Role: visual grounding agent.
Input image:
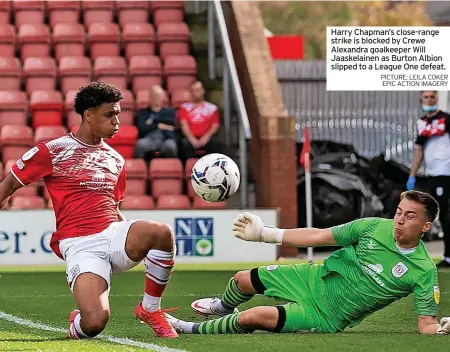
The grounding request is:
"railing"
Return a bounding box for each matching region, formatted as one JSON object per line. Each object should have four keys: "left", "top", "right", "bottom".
{"left": 208, "top": 0, "right": 252, "bottom": 208}
{"left": 274, "top": 60, "right": 423, "bottom": 168}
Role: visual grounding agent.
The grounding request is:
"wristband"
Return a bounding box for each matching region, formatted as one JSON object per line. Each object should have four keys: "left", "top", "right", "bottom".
{"left": 260, "top": 226, "right": 285, "bottom": 245}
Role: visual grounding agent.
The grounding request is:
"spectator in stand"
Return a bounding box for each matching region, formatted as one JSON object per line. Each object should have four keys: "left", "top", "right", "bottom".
{"left": 178, "top": 81, "right": 221, "bottom": 163}
{"left": 134, "top": 85, "right": 177, "bottom": 160}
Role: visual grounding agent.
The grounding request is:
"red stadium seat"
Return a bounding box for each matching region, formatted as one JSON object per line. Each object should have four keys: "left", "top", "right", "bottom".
{"left": 120, "top": 195, "right": 154, "bottom": 210}
{"left": 94, "top": 56, "right": 128, "bottom": 90}
{"left": 12, "top": 0, "right": 45, "bottom": 27}
{"left": 125, "top": 158, "right": 147, "bottom": 178}
{"left": 0, "top": 24, "right": 16, "bottom": 56}
{"left": 65, "top": 90, "right": 80, "bottom": 129}
{"left": 17, "top": 24, "right": 50, "bottom": 61}
{"left": 0, "top": 125, "right": 33, "bottom": 164}
{"left": 149, "top": 158, "right": 183, "bottom": 179}
{"left": 171, "top": 89, "right": 191, "bottom": 109}
{"left": 122, "top": 23, "right": 155, "bottom": 60}
{"left": 192, "top": 197, "right": 227, "bottom": 209}
{"left": 81, "top": 0, "right": 115, "bottom": 28}
{"left": 30, "top": 90, "right": 63, "bottom": 129}
{"left": 124, "top": 158, "right": 147, "bottom": 195}
{"left": 23, "top": 57, "right": 57, "bottom": 95}
{"left": 0, "top": 91, "right": 27, "bottom": 127}
{"left": 87, "top": 23, "right": 120, "bottom": 61}
{"left": 10, "top": 195, "right": 45, "bottom": 209}
{"left": 59, "top": 57, "right": 92, "bottom": 95}
{"left": 46, "top": 1, "right": 80, "bottom": 29}
{"left": 120, "top": 90, "right": 135, "bottom": 125}
{"left": 136, "top": 89, "right": 169, "bottom": 110}
{"left": 129, "top": 55, "right": 162, "bottom": 95}
{"left": 150, "top": 1, "right": 184, "bottom": 28}
{"left": 157, "top": 194, "right": 190, "bottom": 209}
{"left": 105, "top": 125, "right": 138, "bottom": 159}
{"left": 0, "top": 1, "right": 10, "bottom": 24}
{"left": 157, "top": 22, "right": 190, "bottom": 61}
{"left": 34, "top": 125, "right": 67, "bottom": 144}
{"left": 117, "top": 1, "right": 149, "bottom": 27}
{"left": 164, "top": 55, "right": 197, "bottom": 93}
{"left": 149, "top": 158, "right": 183, "bottom": 198}
{"left": 185, "top": 158, "right": 199, "bottom": 198}
{"left": 0, "top": 57, "right": 21, "bottom": 90}
{"left": 52, "top": 23, "right": 86, "bottom": 63}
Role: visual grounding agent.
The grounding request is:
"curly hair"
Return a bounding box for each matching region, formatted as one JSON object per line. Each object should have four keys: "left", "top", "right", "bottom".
{"left": 74, "top": 82, "right": 124, "bottom": 116}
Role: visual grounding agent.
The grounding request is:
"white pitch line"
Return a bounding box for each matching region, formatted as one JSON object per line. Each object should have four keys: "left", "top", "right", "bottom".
{"left": 0, "top": 311, "right": 188, "bottom": 352}
{"left": 3, "top": 293, "right": 221, "bottom": 298}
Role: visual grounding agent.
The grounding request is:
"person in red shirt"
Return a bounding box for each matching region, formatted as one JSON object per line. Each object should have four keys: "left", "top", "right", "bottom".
{"left": 0, "top": 82, "right": 178, "bottom": 339}
{"left": 178, "top": 81, "right": 221, "bottom": 163}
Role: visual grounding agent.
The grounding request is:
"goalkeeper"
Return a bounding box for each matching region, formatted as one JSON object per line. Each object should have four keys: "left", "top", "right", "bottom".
{"left": 167, "top": 190, "right": 450, "bottom": 335}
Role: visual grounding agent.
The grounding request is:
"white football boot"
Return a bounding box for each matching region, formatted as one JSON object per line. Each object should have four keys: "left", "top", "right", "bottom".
{"left": 191, "top": 297, "right": 239, "bottom": 317}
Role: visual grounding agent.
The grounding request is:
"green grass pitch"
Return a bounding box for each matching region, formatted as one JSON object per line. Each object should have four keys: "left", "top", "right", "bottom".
{"left": 0, "top": 262, "right": 449, "bottom": 352}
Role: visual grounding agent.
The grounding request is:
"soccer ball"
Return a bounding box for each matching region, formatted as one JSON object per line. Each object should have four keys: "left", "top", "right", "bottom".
{"left": 190, "top": 153, "right": 240, "bottom": 202}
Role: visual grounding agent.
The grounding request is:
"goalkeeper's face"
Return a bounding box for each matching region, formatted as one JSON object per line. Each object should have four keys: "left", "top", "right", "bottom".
{"left": 394, "top": 199, "right": 432, "bottom": 246}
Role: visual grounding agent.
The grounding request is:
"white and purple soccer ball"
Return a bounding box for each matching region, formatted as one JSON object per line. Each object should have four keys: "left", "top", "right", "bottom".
{"left": 190, "top": 153, "right": 240, "bottom": 202}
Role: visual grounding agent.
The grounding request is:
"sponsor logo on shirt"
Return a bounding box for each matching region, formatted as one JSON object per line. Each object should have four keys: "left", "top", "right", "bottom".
{"left": 16, "top": 159, "right": 25, "bottom": 170}
{"left": 392, "top": 262, "right": 408, "bottom": 278}
{"left": 367, "top": 263, "right": 383, "bottom": 274}
{"left": 22, "top": 147, "right": 39, "bottom": 161}
{"left": 266, "top": 265, "right": 278, "bottom": 271}
{"left": 363, "top": 263, "right": 386, "bottom": 287}
{"left": 434, "top": 285, "right": 440, "bottom": 304}
{"left": 368, "top": 240, "right": 376, "bottom": 249}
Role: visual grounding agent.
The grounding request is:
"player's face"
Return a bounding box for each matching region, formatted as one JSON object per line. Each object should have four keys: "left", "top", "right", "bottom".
{"left": 421, "top": 91, "right": 437, "bottom": 106}
{"left": 394, "top": 199, "right": 432, "bottom": 245}
{"left": 86, "top": 102, "right": 121, "bottom": 139}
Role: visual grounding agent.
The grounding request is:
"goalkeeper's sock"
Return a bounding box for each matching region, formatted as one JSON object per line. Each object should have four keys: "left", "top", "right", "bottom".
{"left": 214, "top": 278, "right": 253, "bottom": 312}
{"left": 193, "top": 312, "right": 253, "bottom": 334}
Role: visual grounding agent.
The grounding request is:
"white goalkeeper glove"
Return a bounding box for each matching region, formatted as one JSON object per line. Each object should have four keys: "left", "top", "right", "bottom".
{"left": 232, "top": 212, "right": 284, "bottom": 244}
{"left": 437, "top": 317, "right": 450, "bottom": 335}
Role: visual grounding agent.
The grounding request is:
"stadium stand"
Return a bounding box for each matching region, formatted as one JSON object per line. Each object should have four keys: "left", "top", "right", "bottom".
{"left": 0, "top": 0, "right": 226, "bottom": 210}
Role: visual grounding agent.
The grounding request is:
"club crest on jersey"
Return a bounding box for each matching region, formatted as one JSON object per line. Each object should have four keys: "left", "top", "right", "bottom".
{"left": 22, "top": 147, "right": 39, "bottom": 161}
{"left": 434, "top": 285, "right": 440, "bottom": 304}
{"left": 392, "top": 262, "right": 408, "bottom": 278}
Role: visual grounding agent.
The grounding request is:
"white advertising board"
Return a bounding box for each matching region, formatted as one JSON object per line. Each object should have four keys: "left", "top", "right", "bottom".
{"left": 0, "top": 209, "right": 278, "bottom": 265}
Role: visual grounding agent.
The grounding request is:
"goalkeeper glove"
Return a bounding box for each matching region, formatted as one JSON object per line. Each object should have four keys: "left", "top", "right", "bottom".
{"left": 437, "top": 317, "right": 450, "bottom": 335}
{"left": 232, "top": 212, "right": 284, "bottom": 244}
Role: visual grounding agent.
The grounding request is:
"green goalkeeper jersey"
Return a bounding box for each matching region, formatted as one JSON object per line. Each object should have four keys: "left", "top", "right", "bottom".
{"left": 322, "top": 217, "right": 439, "bottom": 331}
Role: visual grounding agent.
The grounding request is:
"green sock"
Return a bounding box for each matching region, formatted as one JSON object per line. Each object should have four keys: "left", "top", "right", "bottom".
{"left": 221, "top": 278, "right": 254, "bottom": 310}
{"left": 193, "top": 312, "right": 252, "bottom": 334}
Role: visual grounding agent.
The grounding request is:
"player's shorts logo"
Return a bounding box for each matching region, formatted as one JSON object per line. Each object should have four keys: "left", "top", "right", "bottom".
{"left": 392, "top": 262, "right": 408, "bottom": 278}
{"left": 22, "top": 147, "right": 39, "bottom": 161}
{"left": 434, "top": 285, "right": 440, "bottom": 304}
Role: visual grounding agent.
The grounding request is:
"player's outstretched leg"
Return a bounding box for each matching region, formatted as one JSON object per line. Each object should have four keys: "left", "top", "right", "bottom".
{"left": 123, "top": 220, "right": 178, "bottom": 338}
{"left": 68, "top": 273, "right": 110, "bottom": 338}
{"left": 167, "top": 306, "right": 281, "bottom": 334}
{"left": 191, "top": 270, "right": 256, "bottom": 317}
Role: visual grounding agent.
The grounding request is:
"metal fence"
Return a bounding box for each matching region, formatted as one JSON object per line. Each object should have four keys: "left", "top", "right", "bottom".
{"left": 274, "top": 60, "right": 422, "bottom": 167}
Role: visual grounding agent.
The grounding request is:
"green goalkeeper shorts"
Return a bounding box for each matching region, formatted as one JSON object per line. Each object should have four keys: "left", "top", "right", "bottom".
{"left": 251, "top": 263, "right": 338, "bottom": 333}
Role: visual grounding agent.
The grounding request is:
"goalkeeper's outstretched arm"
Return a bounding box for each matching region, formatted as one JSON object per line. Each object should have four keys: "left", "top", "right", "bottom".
{"left": 418, "top": 315, "right": 450, "bottom": 335}
{"left": 232, "top": 212, "right": 337, "bottom": 247}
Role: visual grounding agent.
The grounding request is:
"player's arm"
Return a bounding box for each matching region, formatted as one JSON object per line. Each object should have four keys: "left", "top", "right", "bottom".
{"left": 0, "top": 173, "right": 25, "bottom": 208}
{"left": 114, "top": 167, "right": 126, "bottom": 221}
{"left": 409, "top": 145, "right": 423, "bottom": 177}
{"left": 418, "top": 315, "right": 441, "bottom": 334}
{"left": 232, "top": 212, "right": 371, "bottom": 247}
{"left": 414, "top": 269, "right": 450, "bottom": 334}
